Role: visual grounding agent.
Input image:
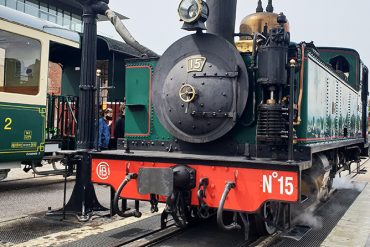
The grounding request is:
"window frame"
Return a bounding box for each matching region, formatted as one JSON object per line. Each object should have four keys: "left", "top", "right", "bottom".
{"left": 0, "top": 29, "right": 42, "bottom": 96}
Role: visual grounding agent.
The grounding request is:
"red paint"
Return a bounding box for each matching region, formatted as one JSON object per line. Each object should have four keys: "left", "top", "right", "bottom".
{"left": 92, "top": 159, "right": 300, "bottom": 212}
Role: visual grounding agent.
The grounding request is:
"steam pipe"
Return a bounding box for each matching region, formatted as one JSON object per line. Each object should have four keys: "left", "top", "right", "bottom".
{"left": 207, "top": 0, "right": 237, "bottom": 43}
{"left": 252, "top": 33, "right": 266, "bottom": 69}
{"left": 113, "top": 173, "right": 142, "bottom": 218}
{"left": 295, "top": 43, "right": 306, "bottom": 125}
{"left": 288, "top": 59, "right": 296, "bottom": 162}
{"left": 217, "top": 181, "right": 241, "bottom": 231}
{"left": 105, "top": 9, "right": 159, "bottom": 58}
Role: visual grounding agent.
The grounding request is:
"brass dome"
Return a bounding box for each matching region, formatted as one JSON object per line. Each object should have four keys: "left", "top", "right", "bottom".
{"left": 236, "top": 11, "right": 290, "bottom": 52}
{"left": 240, "top": 12, "right": 289, "bottom": 40}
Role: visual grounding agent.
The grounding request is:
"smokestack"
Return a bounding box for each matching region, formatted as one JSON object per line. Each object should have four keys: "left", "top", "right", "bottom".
{"left": 207, "top": 0, "right": 237, "bottom": 44}
{"left": 266, "top": 0, "right": 274, "bottom": 13}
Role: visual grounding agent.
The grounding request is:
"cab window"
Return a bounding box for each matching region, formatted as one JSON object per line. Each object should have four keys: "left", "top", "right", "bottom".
{"left": 0, "top": 30, "right": 41, "bottom": 95}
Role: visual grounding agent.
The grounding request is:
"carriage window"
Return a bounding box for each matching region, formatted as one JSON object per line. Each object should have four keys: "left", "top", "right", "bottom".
{"left": 0, "top": 30, "right": 41, "bottom": 95}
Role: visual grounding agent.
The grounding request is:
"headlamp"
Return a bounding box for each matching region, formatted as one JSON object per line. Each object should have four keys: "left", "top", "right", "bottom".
{"left": 178, "top": 0, "right": 209, "bottom": 24}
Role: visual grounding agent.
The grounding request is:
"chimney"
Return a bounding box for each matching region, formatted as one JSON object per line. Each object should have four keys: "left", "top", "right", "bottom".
{"left": 207, "top": 0, "right": 237, "bottom": 44}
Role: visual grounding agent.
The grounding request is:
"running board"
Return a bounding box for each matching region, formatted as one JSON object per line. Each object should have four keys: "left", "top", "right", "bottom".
{"left": 280, "top": 225, "right": 311, "bottom": 241}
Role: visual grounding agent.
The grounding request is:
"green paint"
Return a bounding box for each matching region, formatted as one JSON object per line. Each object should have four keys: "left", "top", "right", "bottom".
{"left": 61, "top": 65, "right": 80, "bottom": 96}
{"left": 124, "top": 48, "right": 365, "bottom": 149}
{"left": 0, "top": 102, "right": 45, "bottom": 163}
{"left": 108, "top": 53, "right": 126, "bottom": 101}
{"left": 297, "top": 49, "right": 363, "bottom": 144}
{"left": 125, "top": 59, "right": 172, "bottom": 141}
{"left": 318, "top": 48, "right": 360, "bottom": 91}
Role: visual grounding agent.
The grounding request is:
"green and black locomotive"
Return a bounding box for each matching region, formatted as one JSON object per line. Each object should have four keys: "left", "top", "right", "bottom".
{"left": 91, "top": 0, "right": 369, "bottom": 237}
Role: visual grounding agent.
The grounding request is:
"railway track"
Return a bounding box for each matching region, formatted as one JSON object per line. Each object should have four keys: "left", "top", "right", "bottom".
{"left": 118, "top": 224, "right": 183, "bottom": 247}
{"left": 109, "top": 182, "right": 364, "bottom": 247}
{"left": 110, "top": 218, "right": 255, "bottom": 247}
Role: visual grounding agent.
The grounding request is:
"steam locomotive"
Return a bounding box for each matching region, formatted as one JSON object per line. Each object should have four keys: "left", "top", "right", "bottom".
{"left": 91, "top": 0, "right": 369, "bottom": 236}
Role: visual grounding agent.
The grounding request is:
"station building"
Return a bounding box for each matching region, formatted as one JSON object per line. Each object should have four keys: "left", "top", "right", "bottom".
{"left": 0, "top": 0, "right": 84, "bottom": 32}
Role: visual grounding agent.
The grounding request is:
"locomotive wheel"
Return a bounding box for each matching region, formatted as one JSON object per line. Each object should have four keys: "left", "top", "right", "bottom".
{"left": 301, "top": 154, "right": 332, "bottom": 205}
{"left": 300, "top": 173, "right": 319, "bottom": 207}
{"left": 255, "top": 201, "right": 279, "bottom": 235}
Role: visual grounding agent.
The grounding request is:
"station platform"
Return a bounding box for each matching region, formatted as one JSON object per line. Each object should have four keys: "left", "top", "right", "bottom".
{"left": 321, "top": 159, "right": 370, "bottom": 247}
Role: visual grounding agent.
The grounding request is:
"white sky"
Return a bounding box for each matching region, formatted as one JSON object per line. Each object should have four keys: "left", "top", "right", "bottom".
{"left": 98, "top": 0, "right": 370, "bottom": 67}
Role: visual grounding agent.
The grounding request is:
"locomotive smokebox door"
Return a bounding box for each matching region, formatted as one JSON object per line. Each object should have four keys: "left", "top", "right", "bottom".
{"left": 153, "top": 33, "right": 249, "bottom": 143}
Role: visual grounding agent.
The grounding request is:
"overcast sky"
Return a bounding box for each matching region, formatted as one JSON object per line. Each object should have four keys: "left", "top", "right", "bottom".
{"left": 98, "top": 0, "right": 370, "bottom": 67}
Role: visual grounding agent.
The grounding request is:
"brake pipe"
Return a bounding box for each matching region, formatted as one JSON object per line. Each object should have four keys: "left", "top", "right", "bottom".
{"left": 113, "top": 173, "right": 142, "bottom": 218}
{"left": 295, "top": 43, "right": 306, "bottom": 125}
{"left": 217, "top": 181, "right": 241, "bottom": 231}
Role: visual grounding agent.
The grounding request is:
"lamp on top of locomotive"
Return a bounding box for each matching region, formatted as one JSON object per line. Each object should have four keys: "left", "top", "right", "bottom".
{"left": 178, "top": 0, "right": 209, "bottom": 31}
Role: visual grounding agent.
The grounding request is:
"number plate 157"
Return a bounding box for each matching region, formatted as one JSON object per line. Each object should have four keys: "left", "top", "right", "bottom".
{"left": 187, "top": 56, "right": 206, "bottom": 72}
